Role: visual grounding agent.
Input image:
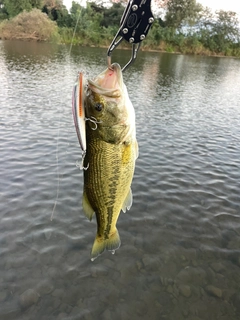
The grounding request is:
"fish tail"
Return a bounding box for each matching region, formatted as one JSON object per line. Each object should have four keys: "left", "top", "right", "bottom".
{"left": 90, "top": 229, "right": 121, "bottom": 261}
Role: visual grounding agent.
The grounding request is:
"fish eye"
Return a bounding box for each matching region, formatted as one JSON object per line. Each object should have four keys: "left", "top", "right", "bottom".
{"left": 95, "top": 102, "right": 103, "bottom": 112}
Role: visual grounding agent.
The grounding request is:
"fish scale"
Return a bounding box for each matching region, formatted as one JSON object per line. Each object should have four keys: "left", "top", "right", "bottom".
{"left": 84, "top": 126, "right": 135, "bottom": 235}
{"left": 83, "top": 123, "right": 136, "bottom": 260}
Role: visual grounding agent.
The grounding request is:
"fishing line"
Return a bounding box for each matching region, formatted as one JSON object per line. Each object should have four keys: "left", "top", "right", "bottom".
{"left": 51, "top": 119, "right": 60, "bottom": 221}
{"left": 69, "top": 8, "right": 82, "bottom": 55}
{"left": 51, "top": 10, "right": 82, "bottom": 221}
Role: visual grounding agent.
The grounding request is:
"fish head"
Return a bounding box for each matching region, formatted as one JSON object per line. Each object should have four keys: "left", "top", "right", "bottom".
{"left": 85, "top": 63, "right": 135, "bottom": 143}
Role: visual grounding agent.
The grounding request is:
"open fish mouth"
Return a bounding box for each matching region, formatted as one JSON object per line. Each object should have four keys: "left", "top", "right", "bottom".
{"left": 88, "top": 63, "right": 123, "bottom": 98}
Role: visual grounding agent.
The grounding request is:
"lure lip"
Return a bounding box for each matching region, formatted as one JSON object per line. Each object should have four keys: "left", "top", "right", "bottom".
{"left": 72, "top": 72, "right": 86, "bottom": 152}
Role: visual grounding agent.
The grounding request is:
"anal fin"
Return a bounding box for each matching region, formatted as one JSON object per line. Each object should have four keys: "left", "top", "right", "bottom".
{"left": 122, "top": 188, "right": 133, "bottom": 213}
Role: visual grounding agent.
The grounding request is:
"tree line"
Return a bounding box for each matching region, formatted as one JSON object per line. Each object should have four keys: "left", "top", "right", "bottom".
{"left": 0, "top": 0, "right": 240, "bottom": 57}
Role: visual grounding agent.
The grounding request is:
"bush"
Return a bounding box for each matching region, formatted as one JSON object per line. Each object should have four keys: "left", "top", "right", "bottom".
{"left": 0, "top": 9, "right": 59, "bottom": 42}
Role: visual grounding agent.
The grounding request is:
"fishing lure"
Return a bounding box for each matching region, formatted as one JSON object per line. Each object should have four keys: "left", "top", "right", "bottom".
{"left": 72, "top": 72, "right": 88, "bottom": 170}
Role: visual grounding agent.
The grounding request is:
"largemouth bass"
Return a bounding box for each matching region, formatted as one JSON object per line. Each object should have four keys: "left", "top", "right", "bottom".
{"left": 80, "top": 63, "right": 138, "bottom": 261}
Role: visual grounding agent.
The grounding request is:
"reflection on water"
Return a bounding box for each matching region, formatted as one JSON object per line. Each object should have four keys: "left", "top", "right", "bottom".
{"left": 0, "top": 40, "right": 240, "bottom": 320}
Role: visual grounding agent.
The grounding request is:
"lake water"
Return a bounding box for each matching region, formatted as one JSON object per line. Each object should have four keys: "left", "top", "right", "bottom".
{"left": 1, "top": 40, "right": 240, "bottom": 320}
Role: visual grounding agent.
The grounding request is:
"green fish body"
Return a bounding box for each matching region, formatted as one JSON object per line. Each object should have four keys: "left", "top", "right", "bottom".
{"left": 82, "top": 63, "right": 138, "bottom": 261}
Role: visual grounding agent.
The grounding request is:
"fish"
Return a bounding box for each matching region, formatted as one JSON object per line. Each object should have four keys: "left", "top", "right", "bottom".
{"left": 79, "top": 63, "right": 138, "bottom": 261}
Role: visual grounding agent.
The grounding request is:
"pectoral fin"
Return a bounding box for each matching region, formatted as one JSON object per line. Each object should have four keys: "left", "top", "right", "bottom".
{"left": 122, "top": 188, "right": 133, "bottom": 213}
{"left": 82, "top": 190, "right": 94, "bottom": 221}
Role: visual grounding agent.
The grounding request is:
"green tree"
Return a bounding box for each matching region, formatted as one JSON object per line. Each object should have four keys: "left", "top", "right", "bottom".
{"left": 0, "top": 0, "right": 8, "bottom": 20}
{"left": 213, "top": 10, "right": 240, "bottom": 50}
{"left": 2, "top": 0, "right": 43, "bottom": 17}
{"left": 101, "top": 2, "right": 123, "bottom": 28}
{"left": 3, "top": 0, "right": 32, "bottom": 17}
{"left": 165, "top": 0, "right": 202, "bottom": 29}
{"left": 83, "top": 2, "right": 104, "bottom": 43}
{"left": 42, "top": 0, "right": 70, "bottom": 27}
{"left": 198, "top": 8, "right": 240, "bottom": 52}
{"left": 69, "top": 1, "right": 87, "bottom": 30}
{"left": 30, "top": 0, "right": 43, "bottom": 9}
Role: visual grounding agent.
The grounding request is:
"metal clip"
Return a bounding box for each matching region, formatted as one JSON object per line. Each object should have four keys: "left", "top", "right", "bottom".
{"left": 107, "top": 0, "right": 154, "bottom": 71}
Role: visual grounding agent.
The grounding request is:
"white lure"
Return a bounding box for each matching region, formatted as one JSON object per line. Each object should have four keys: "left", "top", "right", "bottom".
{"left": 72, "top": 72, "right": 87, "bottom": 153}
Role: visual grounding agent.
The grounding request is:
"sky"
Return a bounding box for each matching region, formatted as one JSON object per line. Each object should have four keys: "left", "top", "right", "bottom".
{"left": 63, "top": 0, "right": 240, "bottom": 14}
{"left": 198, "top": 0, "right": 240, "bottom": 14}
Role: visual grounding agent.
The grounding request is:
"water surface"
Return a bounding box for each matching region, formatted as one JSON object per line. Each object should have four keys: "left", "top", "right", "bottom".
{"left": 1, "top": 40, "right": 240, "bottom": 320}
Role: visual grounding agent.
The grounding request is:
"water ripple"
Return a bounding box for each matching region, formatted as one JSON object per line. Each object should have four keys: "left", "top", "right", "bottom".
{"left": 1, "top": 42, "right": 240, "bottom": 320}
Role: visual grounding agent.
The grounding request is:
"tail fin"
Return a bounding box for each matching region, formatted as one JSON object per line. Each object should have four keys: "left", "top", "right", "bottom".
{"left": 90, "top": 229, "right": 121, "bottom": 261}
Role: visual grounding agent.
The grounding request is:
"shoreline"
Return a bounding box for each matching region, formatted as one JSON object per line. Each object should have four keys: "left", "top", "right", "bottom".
{"left": 0, "top": 38, "right": 239, "bottom": 59}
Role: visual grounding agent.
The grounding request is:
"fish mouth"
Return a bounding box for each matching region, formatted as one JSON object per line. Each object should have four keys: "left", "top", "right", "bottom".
{"left": 88, "top": 63, "right": 123, "bottom": 98}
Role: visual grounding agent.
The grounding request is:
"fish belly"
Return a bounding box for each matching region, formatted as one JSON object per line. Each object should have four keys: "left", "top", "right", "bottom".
{"left": 83, "top": 129, "right": 136, "bottom": 260}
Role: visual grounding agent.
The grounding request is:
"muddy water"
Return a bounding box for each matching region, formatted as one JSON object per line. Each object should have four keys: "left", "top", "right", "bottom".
{"left": 1, "top": 40, "right": 240, "bottom": 320}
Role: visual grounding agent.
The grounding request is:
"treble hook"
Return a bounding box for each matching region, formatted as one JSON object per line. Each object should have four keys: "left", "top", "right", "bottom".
{"left": 85, "top": 116, "right": 101, "bottom": 130}
{"left": 76, "top": 150, "right": 89, "bottom": 171}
